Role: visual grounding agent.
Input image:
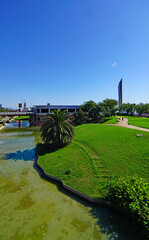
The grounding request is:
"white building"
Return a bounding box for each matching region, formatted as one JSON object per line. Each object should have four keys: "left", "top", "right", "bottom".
{"left": 33, "top": 104, "right": 79, "bottom": 123}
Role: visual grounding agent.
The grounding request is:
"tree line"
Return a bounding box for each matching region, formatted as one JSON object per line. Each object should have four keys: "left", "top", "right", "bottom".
{"left": 119, "top": 103, "right": 149, "bottom": 116}
{"left": 39, "top": 99, "right": 118, "bottom": 147}
{"left": 74, "top": 99, "right": 118, "bottom": 125}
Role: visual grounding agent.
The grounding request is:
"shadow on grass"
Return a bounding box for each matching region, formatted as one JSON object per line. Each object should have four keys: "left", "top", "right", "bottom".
{"left": 35, "top": 142, "right": 67, "bottom": 156}
{"left": 4, "top": 148, "right": 35, "bottom": 161}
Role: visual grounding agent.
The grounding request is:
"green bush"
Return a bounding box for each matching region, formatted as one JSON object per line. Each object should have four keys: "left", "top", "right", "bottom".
{"left": 107, "top": 176, "right": 149, "bottom": 239}
{"left": 73, "top": 110, "right": 89, "bottom": 125}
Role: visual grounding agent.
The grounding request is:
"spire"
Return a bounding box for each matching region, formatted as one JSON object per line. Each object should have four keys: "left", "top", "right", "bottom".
{"left": 118, "top": 79, "right": 122, "bottom": 109}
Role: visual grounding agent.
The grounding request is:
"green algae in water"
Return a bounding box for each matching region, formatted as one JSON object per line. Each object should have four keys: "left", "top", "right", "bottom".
{"left": 0, "top": 176, "right": 28, "bottom": 195}
{"left": 71, "top": 218, "right": 91, "bottom": 232}
{"left": 15, "top": 195, "right": 35, "bottom": 210}
{"left": 93, "top": 225, "right": 102, "bottom": 240}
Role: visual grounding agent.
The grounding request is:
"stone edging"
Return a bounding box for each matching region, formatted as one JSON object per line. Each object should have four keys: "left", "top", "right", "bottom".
{"left": 34, "top": 154, "right": 128, "bottom": 218}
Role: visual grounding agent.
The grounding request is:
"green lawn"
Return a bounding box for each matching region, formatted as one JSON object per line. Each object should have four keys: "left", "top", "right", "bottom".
{"left": 14, "top": 116, "right": 30, "bottom": 120}
{"left": 38, "top": 124, "right": 149, "bottom": 198}
{"left": 103, "top": 116, "right": 118, "bottom": 124}
{"left": 38, "top": 142, "right": 100, "bottom": 197}
{"left": 118, "top": 115, "right": 149, "bottom": 129}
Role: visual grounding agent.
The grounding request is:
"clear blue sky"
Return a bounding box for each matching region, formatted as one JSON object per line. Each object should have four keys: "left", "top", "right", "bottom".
{"left": 1, "top": 0, "right": 149, "bottom": 108}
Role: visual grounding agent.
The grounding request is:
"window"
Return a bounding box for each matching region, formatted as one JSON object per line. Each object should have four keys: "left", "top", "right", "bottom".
{"left": 41, "top": 109, "right": 48, "bottom": 113}
{"left": 68, "top": 109, "right": 75, "bottom": 112}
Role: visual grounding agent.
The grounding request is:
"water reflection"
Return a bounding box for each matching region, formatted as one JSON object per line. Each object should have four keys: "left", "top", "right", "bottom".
{"left": 5, "top": 121, "right": 29, "bottom": 128}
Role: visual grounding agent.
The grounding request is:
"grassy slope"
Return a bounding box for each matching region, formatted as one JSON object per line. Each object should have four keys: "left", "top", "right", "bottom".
{"left": 14, "top": 116, "right": 29, "bottom": 120}
{"left": 75, "top": 124, "right": 149, "bottom": 178}
{"left": 38, "top": 124, "right": 149, "bottom": 198}
{"left": 103, "top": 116, "right": 118, "bottom": 124}
{"left": 38, "top": 142, "right": 100, "bottom": 197}
{"left": 118, "top": 116, "right": 149, "bottom": 129}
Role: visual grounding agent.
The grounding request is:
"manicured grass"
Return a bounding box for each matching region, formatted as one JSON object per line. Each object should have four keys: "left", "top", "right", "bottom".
{"left": 38, "top": 142, "right": 100, "bottom": 197}
{"left": 118, "top": 115, "right": 149, "bottom": 129}
{"left": 14, "top": 115, "right": 30, "bottom": 120}
{"left": 103, "top": 116, "right": 118, "bottom": 124}
{"left": 38, "top": 124, "right": 149, "bottom": 198}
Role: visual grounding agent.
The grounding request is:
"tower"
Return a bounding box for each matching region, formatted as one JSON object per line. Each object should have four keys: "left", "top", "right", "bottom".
{"left": 118, "top": 79, "right": 122, "bottom": 109}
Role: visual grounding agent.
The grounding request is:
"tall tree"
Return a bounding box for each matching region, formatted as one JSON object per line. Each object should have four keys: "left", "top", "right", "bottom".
{"left": 89, "top": 106, "right": 99, "bottom": 122}
{"left": 80, "top": 100, "right": 96, "bottom": 112}
{"left": 40, "top": 110, "right": 74, "bottom": 146}
{"left": 103, "top": 99, "right": 118, "bottom": 110}
{"left": 120, "top": 103, "right": 135, "bottom": 115}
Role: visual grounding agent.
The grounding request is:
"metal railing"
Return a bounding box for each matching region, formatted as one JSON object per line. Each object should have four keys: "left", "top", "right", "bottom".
{"left": 0, "top": 112, "right": 34, "bottom": 116}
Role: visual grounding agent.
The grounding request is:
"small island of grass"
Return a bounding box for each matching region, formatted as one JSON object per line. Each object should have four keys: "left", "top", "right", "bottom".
{"left": 37, "top": 111, "right": 149, "bottom": 238}
{"left": 37, "top": 124, "right": 149, "bottom": 198}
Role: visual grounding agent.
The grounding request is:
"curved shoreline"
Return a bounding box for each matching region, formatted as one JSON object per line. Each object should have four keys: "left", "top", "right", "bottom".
{"left": 34, "top": 154, "right": 129, "bottom": 218}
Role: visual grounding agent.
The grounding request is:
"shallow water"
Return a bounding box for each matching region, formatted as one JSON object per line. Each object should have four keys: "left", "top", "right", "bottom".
{"left": 5, "top": 121, "right": 30, "bottom": 128}
{"left": 0, "top": 123, "right": 139, "bottom": 240}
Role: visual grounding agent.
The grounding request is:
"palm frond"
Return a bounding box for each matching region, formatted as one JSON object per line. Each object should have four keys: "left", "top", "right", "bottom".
{"left": 40, "top": 109, "right": 74, "bottom": 145}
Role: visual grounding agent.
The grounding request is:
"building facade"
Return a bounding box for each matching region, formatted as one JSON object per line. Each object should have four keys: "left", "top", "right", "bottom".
{"left": 33, "top": 104, "right": 80, "bottom": 123}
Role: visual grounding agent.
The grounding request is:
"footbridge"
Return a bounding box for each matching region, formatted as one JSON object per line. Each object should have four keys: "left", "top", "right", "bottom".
{"left": 0, "top": 112, "right": 34, "bottom": 116}
{"left": 0, "top": 112, "right": 35, "bottom": 125}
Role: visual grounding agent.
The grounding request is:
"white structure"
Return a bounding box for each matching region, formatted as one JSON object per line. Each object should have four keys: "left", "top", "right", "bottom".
{"left": 33, "top": 104, "right": 80, "bottom": 123}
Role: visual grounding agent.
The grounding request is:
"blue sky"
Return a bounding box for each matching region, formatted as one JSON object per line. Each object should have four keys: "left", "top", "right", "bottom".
{"left": 0, "top": 0, "right": 149, "bottom": 108}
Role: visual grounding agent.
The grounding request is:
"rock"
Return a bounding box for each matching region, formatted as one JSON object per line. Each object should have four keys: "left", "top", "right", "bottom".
{"left": 136, "top": 134, "right": 143, "bottom": 137}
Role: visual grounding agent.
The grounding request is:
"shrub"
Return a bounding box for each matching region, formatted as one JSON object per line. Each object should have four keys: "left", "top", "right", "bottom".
{"left": 107, "top": 176, "right": 149, "bottom": 239}
{"left": 73, "top": 110, "right": 89, "bottom": 125}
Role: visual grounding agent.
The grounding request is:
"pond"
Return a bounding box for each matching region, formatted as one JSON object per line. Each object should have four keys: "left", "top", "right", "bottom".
{"left": 5, "top": 120, "right": 30, "bottom": 128}
{"left": 0, "top": 121, "right": 139, "bottom": 240}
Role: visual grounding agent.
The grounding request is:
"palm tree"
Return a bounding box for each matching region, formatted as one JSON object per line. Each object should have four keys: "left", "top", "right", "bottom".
{"left": 40, "top": 110, "right": 74, "bottom": 146}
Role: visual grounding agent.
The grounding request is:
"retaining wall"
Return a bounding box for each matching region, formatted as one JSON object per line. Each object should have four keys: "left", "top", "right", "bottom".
{"left": 34, "top": 154, "right": 129, "bottom": 218}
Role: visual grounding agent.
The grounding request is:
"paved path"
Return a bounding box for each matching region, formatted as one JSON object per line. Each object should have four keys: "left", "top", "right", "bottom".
{"left": 109, "top": 117, "right": 149, "bottom": 132}
{"left": 0, "top": 116, "right": 16, "bottom": 131}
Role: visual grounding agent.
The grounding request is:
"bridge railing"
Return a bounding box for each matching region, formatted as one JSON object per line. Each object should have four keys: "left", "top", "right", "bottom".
{"left": 0, "top": 112, "right": 34, "bottom": 116}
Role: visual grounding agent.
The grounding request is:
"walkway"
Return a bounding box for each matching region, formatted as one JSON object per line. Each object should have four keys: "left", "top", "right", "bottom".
{"left": 0, "top": 116, "right": 16, "bottom": 131}
{"left": 0, "top": 111, "right": 33, "bottom": 116}
{"left": 110, "top": 117, "right": 149, "bottom": 132}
